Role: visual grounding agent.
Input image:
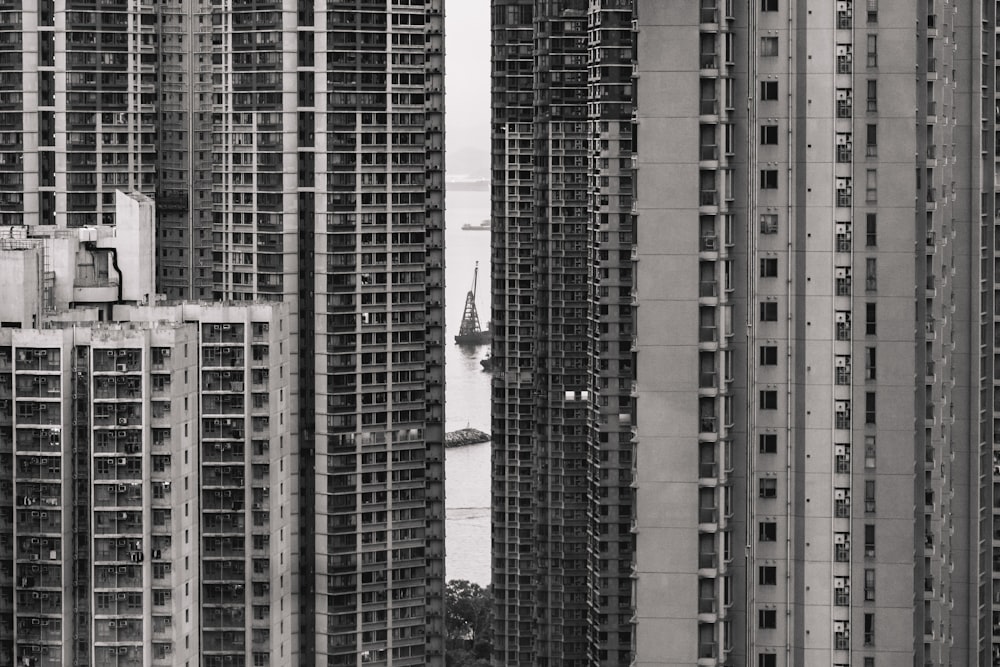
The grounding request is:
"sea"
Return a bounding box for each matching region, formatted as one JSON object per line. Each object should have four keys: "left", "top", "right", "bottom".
{"left": 444, "top": 187, "right": 492, "bottom": 587}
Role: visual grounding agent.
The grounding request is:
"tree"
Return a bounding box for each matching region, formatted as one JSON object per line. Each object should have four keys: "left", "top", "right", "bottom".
{"left": 445, "top": 579, "right": 493, "bottom": 667}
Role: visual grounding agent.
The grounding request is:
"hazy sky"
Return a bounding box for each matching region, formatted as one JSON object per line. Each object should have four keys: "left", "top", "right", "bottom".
{"left": 445, "top": 2, "right": 491, "bottom": 177}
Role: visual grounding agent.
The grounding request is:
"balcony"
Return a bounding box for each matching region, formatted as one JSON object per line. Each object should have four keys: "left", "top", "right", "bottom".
{"left": 699, "top": 145, "right": 719, "bottom": 162}
{"left": 699, "top": 99, "right": 719, "bottom": 116}
{"left": 699, "top": 191, "right": 718, "bottom": 207}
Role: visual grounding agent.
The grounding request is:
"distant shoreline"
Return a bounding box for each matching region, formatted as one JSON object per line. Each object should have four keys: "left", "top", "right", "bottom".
{"left": 446, "top": 180, "right": 489, "bottom": 191}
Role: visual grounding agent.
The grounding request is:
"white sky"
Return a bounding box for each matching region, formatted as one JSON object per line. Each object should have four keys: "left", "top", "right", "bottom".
{"left": 445, "top": 1, "right": 491, "bottom": 176}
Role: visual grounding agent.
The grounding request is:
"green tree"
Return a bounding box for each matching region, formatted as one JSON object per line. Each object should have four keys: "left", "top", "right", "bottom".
{"left": 445, "top": 579, "right": 493, "bottom": 667}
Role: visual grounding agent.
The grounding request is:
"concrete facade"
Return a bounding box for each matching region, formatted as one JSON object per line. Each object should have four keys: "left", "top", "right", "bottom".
{"left": 635, "top": 0, "right": 977, "bottom": 665}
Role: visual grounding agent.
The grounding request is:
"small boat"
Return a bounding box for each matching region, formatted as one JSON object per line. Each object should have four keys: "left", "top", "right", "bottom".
{"left": 455, "top": 262, "right": 491, "bottom": 346}
{"left": 461, "top": 220, "right": 491, "bottom": 231}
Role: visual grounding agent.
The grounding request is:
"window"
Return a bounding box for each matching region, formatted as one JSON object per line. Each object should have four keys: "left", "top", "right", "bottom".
{"left": 865, "top": 347, "right": 876, "bottom": 380}
{"left": 759, "top": 565, "right": 777, "bottom": 585}
{"left": 866, "top": 124, "right": 877, "bottom": 156}
{"left": 864, "top": 613, "right": 875, "bottom": 646}
{"left": 760, "top": 81, "right": 778, "bottom": 100}
{"left": 759, "top": 433, "right": 778, "bottom": 453}
{"left": 865, "top": 302, "right": 876, "bottom": 335}
{"left": 865, "top": 169, "right": 877, "bottom": 202}
{"left": 760, "top": 390, "right": 777, "bottom": 409}
{"left": 761, "top": 0, "right": 777, "bottom": 10}
{"left": 760, "top": 169, "right": 779, "bottom": 189}
{"left": 760, "top": 258, "right": 778, "bottom": 277}
{"left": 867, "top": 0, "right": 877, "bottom": 22}
{"left": 865, "top": 212, "right": 877, "bottom": 246}
{"left": 758, "top": 609, "right": 777, "bottom": 629}
{"left": 760, "top": 302, "right": 778, "bottom": 321}
{"left": 759, "top": 654, "right": 777, "bottom": 667}
{"left": 866, "top": 79, "right": 878, "bottom": 111}
{"left": 864, "top": 435, "right": 876, "bottom": 468}
{"left": 865, "top": 392, "right": 876, "bottom": 424}
{"left": 760, "top": 213, "right": 778, "bottom": 234}
{"left": 759, "top": 478, "right": 777, "bottom": 498}
{"left": 864, "top": 524, "right": 875, "bottom": 557}
{"left": 760, "top": 36, "right": 779, "bottom": 57}
{"left": 865, "top": 257, "right": 877, "bottom": 290}
{"left": 760, "top": 346, "right": 778, "bottom": 366}
{"left": 864, "top": 480, "right": 876, "bottom": 512}
{"left": 864, "top": 569, "right": 876, "bottom": 601}
{"left": 866, "top": 34, "right": 877, "bottom": 67}
{"left": 760, "top": 125, "right": 778, "bottom": 145}
{"left": 759, "top": 521, "right": 777, "bottom": 541}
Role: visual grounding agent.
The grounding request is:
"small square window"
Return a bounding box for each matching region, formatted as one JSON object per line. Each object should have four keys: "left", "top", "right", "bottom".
{"left": 758, "top": 609, "right": 777, "bottom": 629}
{"left": 760, "top": 81, "right": 778, "bottom": 100}
{"left": 759, "top": 478, "right": 777, "bottom": 498}
{"left": 760, "top": 169, "right": 779, "bottom": 189}
{"left": 760, "top": 301, "right": 778, "bottom": 321}
{"left": 864, "top": 523, "right": 876, "bottom": 557}
{"left": 867, "top": 34, "right": 878, "bottom": 67}
{"left": 758, "top": 565, "right": 777, "bottom": 585}
{"left": 760, "top": 213, "right": 778, "bottom": 234}
{"left": 759, "top": 654, "right": 777, "bottom": 667}
{"left": 760, "top": 36, "right": 779, "bottom": 57}
{"left": 867, "top": 0, "right": 878, "bottom": 23}
{"left": 760, "top": 125, "right": 778, "bottom": 145}
{"left": 759, "top": 521, "right": 777, "bottom": 541}
{"left": 761, "top": 0, "right": 777, "bottom": 10}
{"left": 760, "top": 257, "right": 778, "bottom": 277}
{"left": 760, "top": 390, "right": 778, "bottom": 409}
{"left": 759, "top": 433, "right": 778, "bottom": 453}
{"left": 864, "top": 613, "right": 875, "bottom": 645}
{"left": 760, "top": 346, "right": 778, "bottom": 366}
{"left": 865, "top": 212, "right": 877, "bottom": 246}
{"left": 865, "top": 302, "right": 877, "bottom": 335}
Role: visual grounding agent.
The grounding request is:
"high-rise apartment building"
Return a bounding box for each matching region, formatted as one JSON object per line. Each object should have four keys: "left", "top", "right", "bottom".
{"left": 1, "top": 0, "right": 447, "bottom": 664}
{"left": 208, "top": 1, "right": 447, "bottom": 664}
{"left": 633, "top": 0, "right": 980, "bottom": 665}
{"left": 0, "top": 0, "right": 214, "bottom": 299}
{"left": 490, "top": 1, "right": 635, "bottom": 665}
{"left": 0, "top": 194, "right": 298, "bottom": 667}
{"left": 494, "top": 0, "right": 1000, "bottom": 664}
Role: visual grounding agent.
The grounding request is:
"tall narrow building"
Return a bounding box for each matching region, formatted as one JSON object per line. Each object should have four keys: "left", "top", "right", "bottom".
{"left": 209, "top": 1, "right": 447, "bottom": 664}
{"left": 633, "top": 0, "right": 978, "bottom": 665}
{"left": 1, "top": 0, "right": 448, "bottom": 664}
{"left": 490, "top": 1, "right": 635, "bottom": 664}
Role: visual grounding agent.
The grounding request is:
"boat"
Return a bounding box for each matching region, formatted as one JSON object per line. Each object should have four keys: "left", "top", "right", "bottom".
{"left": 461, "top": 220, "right": 491, "bottom": 231}
{"left": 480, "top": 354, "right": 493, "bottom": 372}
{"left": 454, "top": 262, "right": 491, "bottom": 346}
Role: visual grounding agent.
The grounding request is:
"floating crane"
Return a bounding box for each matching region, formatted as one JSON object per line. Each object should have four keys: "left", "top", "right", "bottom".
{"left": 454, "top": 262, "right": 491, "bottom": 346}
